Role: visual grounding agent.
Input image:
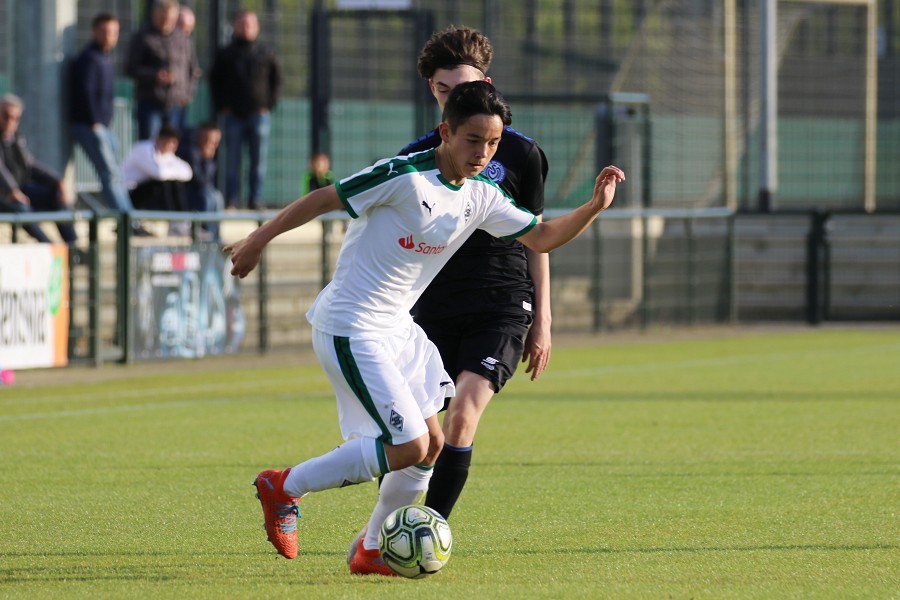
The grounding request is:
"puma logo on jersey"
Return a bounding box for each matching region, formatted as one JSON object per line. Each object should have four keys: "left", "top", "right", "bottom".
{"left": 386, "top": 162, "right": 398, "bottom": 177}
{"left": 398, "top": 234, "right": 414, "bottom": 249}
{"left": 421, "top": 200, "right": 433, "bottom": 215}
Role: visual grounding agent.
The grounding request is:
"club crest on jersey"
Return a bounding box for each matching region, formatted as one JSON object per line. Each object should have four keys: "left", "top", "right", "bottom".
{"left": 389, "top": 409, "right": 404, "bottom": 431}
{"left": 484, "top": 160, "right": 506, "bottom": 184}
{"left": 464, "top": 202, "right": 473, "bottom": 224}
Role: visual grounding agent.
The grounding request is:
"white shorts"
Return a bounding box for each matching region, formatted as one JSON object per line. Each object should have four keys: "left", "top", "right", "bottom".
{"left": 311, "top": 322, "right": 456, "bottom": 446}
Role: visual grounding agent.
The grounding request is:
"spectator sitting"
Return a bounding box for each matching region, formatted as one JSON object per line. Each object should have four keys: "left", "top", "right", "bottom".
{"left": 301, "top": 151, "right": 335, "bottom": 195}
{"left": 0, "top": 93, "right": 77, "bottom": 244}
{"left": 177, "top": 122, "right": 224, "bottom": 242}
{"left": 122, "top": 125, "right": 192, "bottom": 217}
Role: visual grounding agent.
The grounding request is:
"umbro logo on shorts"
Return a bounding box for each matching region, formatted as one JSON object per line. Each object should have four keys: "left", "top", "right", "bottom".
{"left": 390, "top": 409, "right": 404, "bottom": 431}
{"left": 481, "top": 356, "right": 499, "bottom": 371}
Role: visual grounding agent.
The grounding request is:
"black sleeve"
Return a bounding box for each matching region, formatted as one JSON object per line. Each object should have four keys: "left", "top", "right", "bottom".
{"left": 515, "top": 142, "right": 549, "bottom": 216}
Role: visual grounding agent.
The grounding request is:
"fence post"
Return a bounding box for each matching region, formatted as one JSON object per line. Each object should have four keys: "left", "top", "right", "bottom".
{"left": 686, "top": 217, "right": 695, "bottom": 325}
{"left": 88, "top": 214, "right": 102, "bottom": 366}
{"left": 117, "top": 212, "right": 133, "bottom": 363}
{"left": 591, "top": 218, "right": 603, "bottom": 331}
{"left": 321, "top": 218, "right": 332, "bottom": 290}
{"left": 257, "top": 218, "right": 269, "bottom": 353}
{"left": 641, "top": 215, "right": 650, "bottom": 329}
{"left": 806, "top": 210, "right": 830, "bottom": 325}
{"left": 727, "top": 213, "right": 737, "bottom": 323}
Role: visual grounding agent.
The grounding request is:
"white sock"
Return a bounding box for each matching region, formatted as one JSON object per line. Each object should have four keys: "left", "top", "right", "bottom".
{"left": 363, "top": 465, "right": 433, "bottom": 550}
{"left": 283, "top": 437, "right": 389, "bottom": 497}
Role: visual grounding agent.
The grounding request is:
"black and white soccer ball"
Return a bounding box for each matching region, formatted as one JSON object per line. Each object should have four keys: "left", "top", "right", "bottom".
{"left": 378, "top": 504, "right": 452, "bottom": 578}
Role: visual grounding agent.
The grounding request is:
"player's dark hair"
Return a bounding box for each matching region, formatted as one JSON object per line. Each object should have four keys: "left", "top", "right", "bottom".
{"left": 417, "top": 25, "right": 493, "bottom": 79}
{"left": 442, "top": 80, "right": 511, "bottom": 132}
{"left": 92, "top": 12, "right": 118, "bottom": 28}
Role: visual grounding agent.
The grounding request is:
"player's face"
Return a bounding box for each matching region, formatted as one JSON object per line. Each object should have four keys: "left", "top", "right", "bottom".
{"left": 429, "top": 66, "right": 491, "bottom": 112}
{"left": 439, "top": 113, "right": 503, "bottom": 181}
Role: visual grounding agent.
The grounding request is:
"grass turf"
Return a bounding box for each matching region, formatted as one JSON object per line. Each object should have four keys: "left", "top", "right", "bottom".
{"left": 0, "top": 327, "right": 897, "bottom": 598}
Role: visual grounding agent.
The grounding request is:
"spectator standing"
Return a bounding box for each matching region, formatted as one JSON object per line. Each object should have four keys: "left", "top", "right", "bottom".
{"left": 0, "top": 94, "right": 77, "bottom": 244}
{"left": 210, "top": 10, "right": 282, "bottom": 210}
{"left": 126, "top": 0, "right": 200, "bottom": 140}
{"left": 69, "top": 13, "right": 134, "bottom": 215}
{"left": 122, "top": 125, "right": 192, "bottom": 214}
{"left": 176, "top": 6, "right": 196, "bottom": 35}
{"left": 177, "top": 122, "right": 224, "bottom": 241}
{"left": 301, "top": 151, "right": 335, "bottom": 195}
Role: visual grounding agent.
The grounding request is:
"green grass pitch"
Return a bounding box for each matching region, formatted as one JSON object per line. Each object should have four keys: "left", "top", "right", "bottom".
{"left": 1, "top": 327, "right": 898, "bottom": 598}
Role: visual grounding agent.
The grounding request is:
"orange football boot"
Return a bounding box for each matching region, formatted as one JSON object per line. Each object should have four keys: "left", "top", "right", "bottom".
{"left": 253, "top": 468, "right": 300, "bottom": 559}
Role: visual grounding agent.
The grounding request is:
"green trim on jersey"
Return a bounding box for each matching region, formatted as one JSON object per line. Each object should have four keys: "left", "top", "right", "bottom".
{"left": 336, "top": 151, "right": 438, "bottom": 217}
{"left": 498, "top": 216, "right": 538, "bottom": 240}
{"left": 437, "top": 174, "right": 462, "bottom": 191}
{"left": 333, "top": 336, "right": 393, "bottom": 446}
{"left": 375, "top": 439, "right": 390, "bottom": 475}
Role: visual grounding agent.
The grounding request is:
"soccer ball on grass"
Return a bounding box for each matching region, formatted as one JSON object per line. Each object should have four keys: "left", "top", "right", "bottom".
{"left": 378, "top": 504, "right": 452, "bottom": 578}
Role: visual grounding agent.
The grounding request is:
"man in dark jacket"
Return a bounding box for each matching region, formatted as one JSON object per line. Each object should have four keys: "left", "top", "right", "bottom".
{"left": 126, "top": 0, "right": 199, "bottom": 140}
{"left": 69, "top": 12, "right": 133, "bottom": 214}
{"left": 210, "top": 10, "right": 282, "bottom": 210}
{"left": 0, "top": 94, "right": 77, "bottom": 244}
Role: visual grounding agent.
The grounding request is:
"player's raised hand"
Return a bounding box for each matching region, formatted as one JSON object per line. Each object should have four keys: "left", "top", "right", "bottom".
{"left": 224, "top": 236, "right": 263, "bottom": 279}
{"left": 591, "top": 165, "right": 625, "bottom": 212}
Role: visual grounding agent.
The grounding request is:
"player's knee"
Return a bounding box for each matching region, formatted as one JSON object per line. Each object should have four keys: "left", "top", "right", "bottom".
{"left": 389, "top": 435, "right": 429, "bottom": 470}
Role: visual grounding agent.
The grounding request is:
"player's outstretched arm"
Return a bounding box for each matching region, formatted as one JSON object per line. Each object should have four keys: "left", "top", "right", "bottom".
{"left": 225, "top": 185, "right": 344, "bottom": 278}
{"left": 517, "top": 166, "right": 624, "bottom": 254}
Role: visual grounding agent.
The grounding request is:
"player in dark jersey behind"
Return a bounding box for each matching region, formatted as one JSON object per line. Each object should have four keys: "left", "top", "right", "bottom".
{"left": 350, "top": 24, "right": 554, "bottom": 576}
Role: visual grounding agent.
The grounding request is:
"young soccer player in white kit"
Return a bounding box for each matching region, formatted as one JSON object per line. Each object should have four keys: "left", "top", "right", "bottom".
{"left": 225, "top": 81, "right": 624, "bottom": 563}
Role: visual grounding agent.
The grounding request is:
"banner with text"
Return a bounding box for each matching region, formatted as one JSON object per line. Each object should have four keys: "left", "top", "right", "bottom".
{"left": 0, "top": 244, "right": 69, "bottom": 369}
{"left": 131, "top": 245, "right": 245, "bottom": 360}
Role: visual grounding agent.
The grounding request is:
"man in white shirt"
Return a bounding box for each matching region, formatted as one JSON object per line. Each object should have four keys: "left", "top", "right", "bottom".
{"left": 225, "top": 81, "right": 624, "bottom": 565}
{"left": 122, "top": 124, "right": 192, "bottom": 212}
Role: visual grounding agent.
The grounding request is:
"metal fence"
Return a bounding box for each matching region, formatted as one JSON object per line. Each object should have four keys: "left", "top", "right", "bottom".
{"left": 3, "top": 206, "right": 897, "bottom": 366}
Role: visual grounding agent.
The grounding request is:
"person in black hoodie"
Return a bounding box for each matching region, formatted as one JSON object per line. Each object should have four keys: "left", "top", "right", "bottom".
{"left": 210, "top": 10, "right": 282, "bottom": 211}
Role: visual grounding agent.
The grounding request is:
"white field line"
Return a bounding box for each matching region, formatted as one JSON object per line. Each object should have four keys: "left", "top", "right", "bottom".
{"left": 0, "top": 393, "right": 297, "bottom": 422}
{"left": 0, "top": 375, "right": 322, "bottom": 406}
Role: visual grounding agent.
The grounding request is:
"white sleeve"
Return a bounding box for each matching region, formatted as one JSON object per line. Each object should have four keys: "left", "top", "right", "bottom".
{"left": 478, "top": 185, "right": 538, "bottom": 240}
{"left": 156, "top": 153, "right": 193, "bottom": 182}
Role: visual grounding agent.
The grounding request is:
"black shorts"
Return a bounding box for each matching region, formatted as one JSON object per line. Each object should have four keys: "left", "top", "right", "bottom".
{"left": 416, "top": 311, "right": 533, "bottom": 394}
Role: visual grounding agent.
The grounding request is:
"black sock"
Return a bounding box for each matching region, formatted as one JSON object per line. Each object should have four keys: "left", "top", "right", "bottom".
{"left": 425, "top": 443, "right": 473, "bottom": 520}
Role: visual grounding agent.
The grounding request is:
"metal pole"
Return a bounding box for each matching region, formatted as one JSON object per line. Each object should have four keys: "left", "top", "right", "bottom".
{"left": 310, "top": 2, "right": 330, "bottom": 155}
{"left": 89, "top": 215, "right": 102, "bottom": 366}
{"left": 759, "top": 0, "right": 777, "bottom": 212}
{"left": 723, "top": 0, "right": 738, "bottom": 210}
{"left": 257, "top": 218, "right": 269, "bottom": 353}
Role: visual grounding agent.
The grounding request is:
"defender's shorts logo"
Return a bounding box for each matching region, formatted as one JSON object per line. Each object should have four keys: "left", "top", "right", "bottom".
{"left": 390, "top": 409, "right": 405, "bottom": 431}
{"left": 481, "top": 356, "right": 499, "bottom": 371}
{"left": 398, "top": 234, "right": 414, "bottom": 249}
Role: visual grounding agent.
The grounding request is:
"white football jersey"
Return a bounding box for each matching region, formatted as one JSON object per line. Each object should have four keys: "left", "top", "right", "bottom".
{"left": 306, "top": 149, "right": 537, "bottom": 336}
